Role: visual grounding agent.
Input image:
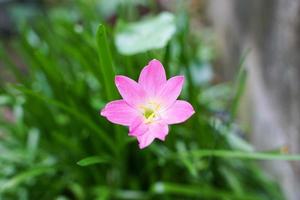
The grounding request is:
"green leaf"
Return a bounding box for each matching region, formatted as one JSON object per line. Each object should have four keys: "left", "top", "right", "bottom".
{"left": 173, "top": 149, "right": 300, "bottom": 161}
{"left": 230, "top": 49, "right": 250, "bottom": 118}
{"left": 96, "top": 24, "right": 118, "bottom": 101}
{"left": 114, "top": 190, "right": 149, "bottom": 200}
{"left": 77, "top": 156, "right": 110, "bottom": 167}
{"left": 96, "top": 24, "right": 126, "bottom": 151}
{"left": 94, "top": 186, "right": 111, "bottom": 200}
{"left": 151, "top": 182, "right": 259, "bottom": 200}
{"left": 15, "top": 86, "right": 116, "bottom": 153}
{"left": 115, "top": 12, "right": 176, "bottom": 55}
{"left": 227, "top": 133, "right": 254, "bottom": 152}
{"left": 0, "top": 167, "right": 53, "bottom": 192}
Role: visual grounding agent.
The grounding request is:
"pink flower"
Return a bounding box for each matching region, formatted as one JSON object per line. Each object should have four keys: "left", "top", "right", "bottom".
{"left": 100, "top": 59, "right": 195, "bottom": 149}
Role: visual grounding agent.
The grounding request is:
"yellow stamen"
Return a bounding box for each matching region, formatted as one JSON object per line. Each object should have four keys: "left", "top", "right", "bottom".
{"left": 139, "top": 101, "right": 162, "bottom": 124}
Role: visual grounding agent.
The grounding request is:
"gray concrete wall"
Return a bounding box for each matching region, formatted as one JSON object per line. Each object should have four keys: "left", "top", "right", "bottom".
{"left": 208, "top": 1, "right": 300, "bottom": 199}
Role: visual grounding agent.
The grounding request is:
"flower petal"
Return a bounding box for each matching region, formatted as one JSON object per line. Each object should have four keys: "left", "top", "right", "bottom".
{"left": 115, "top": 75, "right": 146, "bottom": 107}
{"left": 137, "top": 123, "right": 169, "bottom": 149}
{"left": 158, "top": 76, "right": 184, "bottom": 108}
{"left": 138, "top": 59, "right": 167, "bottom": 96}
{"left": 137, "top": 132, "right": 156, "bottom": 149}
{"left": 151, "top": 123, "right": 169, "bottom": 141}
{"left": 129, "top": 117, "right": 148, "bottom": 136}
{"left": 162, "top": 100, "right": 195, "bottom": 124}
{"left": 100, "top": 100, "right": 138, "bottom": 126}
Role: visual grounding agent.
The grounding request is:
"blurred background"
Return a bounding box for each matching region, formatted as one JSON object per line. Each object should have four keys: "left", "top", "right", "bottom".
{"left": 1, "top": 0, "right": 300, "bottom": 199}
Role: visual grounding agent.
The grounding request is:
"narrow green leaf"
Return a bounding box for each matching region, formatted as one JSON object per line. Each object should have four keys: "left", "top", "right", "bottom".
{"left": 96, "top": 24, "right": 118, "bottom": 101}
{"left": 15, "top": 86, "right": 116, "bottom": 153}
{"left": 96, "top": 24, "right": 126, "bottom": 152}
{"left": 230, "top": 49, "right": 250, "bottom": 118}
{"left": 0, "top": 167, "right": 53, "bottom": 192}
{"left": 77, "top": 156, "right": 109, "bottom": 166}
{"left": 151, "top": 182, "right": 259, "bottom": 200}
{"left": 173, "top": 149, "right": 300, "bottom": 161}
{"left": 113, "top": 190, "right": 149, "bottom": 200}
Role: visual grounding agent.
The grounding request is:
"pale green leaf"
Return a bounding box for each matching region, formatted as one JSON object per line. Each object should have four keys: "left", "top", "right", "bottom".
{"left": 115, "top": 12, "right": 176, "bottom": 55}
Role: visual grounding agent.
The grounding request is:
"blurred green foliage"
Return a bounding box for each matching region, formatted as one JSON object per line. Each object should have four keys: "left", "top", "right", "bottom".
{"left": 115, "top": 12, "right": 176, "bottom": 55}
{"left": 0, "top": 0, "right": 290, "bottom": 199}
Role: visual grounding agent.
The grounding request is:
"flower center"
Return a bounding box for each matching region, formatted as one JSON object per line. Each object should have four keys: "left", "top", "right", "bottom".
{"left": 144, "top": 108, "right": 156, "bottom": 119}
{"left": 140, "top": 101, "right": 161, "bottom": 124}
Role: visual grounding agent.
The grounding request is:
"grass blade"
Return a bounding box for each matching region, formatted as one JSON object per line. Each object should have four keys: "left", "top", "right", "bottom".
{"left": 151, "top": 182, "right": 260, "bottom": 200}
{"left": 173, "top": 149, "right": 300, "bottom": 161}
{"left": 96, "top": 24, "right": 118, "bottom": 101}
{"left": 15, "top": 86, "right": 116, "bottom": 153}
{"left": 77, "top": 156, "right": 110, "bottom": 166}
{"left": 230, "top": 49, "right": 250, "bottom": 118}
{"left": 0, "top": 167, "right": 53, "bottom": 192}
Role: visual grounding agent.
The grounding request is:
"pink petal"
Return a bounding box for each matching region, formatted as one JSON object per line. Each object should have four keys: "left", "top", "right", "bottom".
{"left": 137, "top": 123, "right": 169, "bottom": 149}
{"left": 138, "top": 59, "right": 167, "bottom": 96}
{"left": 151, "top": 123, "right": 169, "bottom": 141}
{"left": 158, "top": 76, "right": 184, "bottom": 108}
{"left": 129, "top": 117, "right": 148, "bottom": 136}
{"left": 163, "top": 100, "right": 195, "bottom": 124}
{"left": 137, "top": 133, "right": 156, "bottom": 149}
{"left": 100, "top": 100, "right": 138, "bottom": 126}
{"left": 115, "top": 75, "right": 146, "bottom": 107}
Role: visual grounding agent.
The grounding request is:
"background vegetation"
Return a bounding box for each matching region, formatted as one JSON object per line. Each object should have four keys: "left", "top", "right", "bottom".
{"left": 0, "top": 0, "right": 297, "bottom": 199}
